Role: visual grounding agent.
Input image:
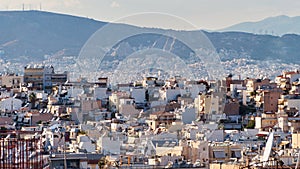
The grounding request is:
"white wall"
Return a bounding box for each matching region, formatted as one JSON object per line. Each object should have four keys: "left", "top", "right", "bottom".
{"left": 94, "top": 87, "right": 107, "bottom": 100}
{"left": 119, "top": 98, "right": 134, "bottom": 105}
{"left": 67, "top": 87, "right": 84, "bottom": 98}
{"left": 0, "top": 97, "right": 22, "bottom": 111}
{"left": 287, "top": 99, "right": 300, "bottom": 111}
{"left": 131, "top": 88, "right": 145, "bottom": 103}
{"left": 182, "top": 107, "right": 196, "bottom": 124}
{"left": 289, "top": 73, "right": 300, "bottom": 83}
{"left": 79, "top": 141, "right": 96, "bottom": 153}
{"left": 166, "top": 88, "right": 181, "bottom": 101}
{"left": 98, "top": 137, "right": 121, "bottom": 155}
{"left": 255, "top": 116, "right": 262, "bottom": 129}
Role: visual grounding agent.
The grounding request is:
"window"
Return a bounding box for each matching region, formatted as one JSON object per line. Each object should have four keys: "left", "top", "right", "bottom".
{"left": 231, "top": 151, "right": 241, "bottom": 158}
{"left": 213, "top": 151, "right": 225, "bottom": 158}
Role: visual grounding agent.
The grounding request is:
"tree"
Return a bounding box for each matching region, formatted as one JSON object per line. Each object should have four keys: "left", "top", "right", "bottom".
{"left": 98, "top": 156, "right": 108, "bottom": 169}
{"left": 245, "top": 120, "right": 255, "bottom": 129}
{"left": 29, "top": 92, "right": 37, "bottom": 109}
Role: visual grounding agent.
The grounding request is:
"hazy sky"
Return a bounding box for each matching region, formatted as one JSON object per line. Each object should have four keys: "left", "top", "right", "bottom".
{"left": 1, "top": 0, "right": 300, "bottom": 30}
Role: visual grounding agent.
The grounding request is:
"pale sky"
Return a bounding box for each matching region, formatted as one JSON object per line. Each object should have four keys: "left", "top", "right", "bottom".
{"left": 1, "top": 0, "right": 300, "bottom": 30}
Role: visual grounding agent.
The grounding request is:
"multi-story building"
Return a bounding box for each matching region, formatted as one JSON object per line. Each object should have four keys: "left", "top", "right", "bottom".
{"left": 195, "top": 91, "right": 226, "bottom": 121}
{"left": 275, "top": 70, "right": 300, "bottom": 94}
{"left": 255, "top": 112, "right": 278, "bottom": 131}
{"left": 24, "top": 65, "right": 45, "bottom": 90}
{"left": 147, "top": 111, "right": 176, "bottom": 130}
{"left": 246, "top": 78, "right": 273, "bottom": 93}
{"left": 181, "top": 140, "right": 209, "bottom": 164}
{"left": 109, "top": 91, "right": 131, "bottom": 112}
{"left": 254, "top": 88, "right": 282, "bottom": 113}
{"left": 208, "top": 142, "right": 242, "bottom": 163}
{"left": 24, "top": 65, "right": 67, "bottom": 92}
{"left": 0, "top": 73, "right": 23, "bottom": 91}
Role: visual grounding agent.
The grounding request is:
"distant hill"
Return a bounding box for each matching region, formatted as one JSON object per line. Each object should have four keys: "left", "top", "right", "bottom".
{"left": 0, "top": 10, "right": 105, "bottom": 62}
{"left": 206, "top": 31, "right": 300, "bottom": 63}
{"left": 0, "top": 10, "right": 299, "bottom": 65}
{"left": 218, "top": 15, "right": 300, "bottom": 36}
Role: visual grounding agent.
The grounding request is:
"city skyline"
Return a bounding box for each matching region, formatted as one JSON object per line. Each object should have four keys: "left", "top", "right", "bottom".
{"left": 0, "top": 0, "right": 300, "bottom": 30}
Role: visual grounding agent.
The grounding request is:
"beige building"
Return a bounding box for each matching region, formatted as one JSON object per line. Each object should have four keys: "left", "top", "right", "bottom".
{"left": 81, "top": 99, "right": 100, "bottom": 113}
{"left": 275, "top": 70, "right": 300, "bottom": 91}
{"left": 0, "top": 73, "right": 23, "bottom": 91}
{"left": 246, "top": 78, "right": 273, "bottom": 94}
{"left": 181, "top": 140, "right": 209, "bottom": 164}
{"left": 292, "top": 133, "right": 300, "bottom": 149}
{"left": 208, "top": 142, "right": 242, "bottom": 163}
{"left": 195, "top": 91, "right": 225, "bottom": 121}
{"left": 24, "top": 65, "right": 67, "bottom": 92}
{"left": 109, "top": 91, "right": 130, "bottom": 112}
{"left": 255, "top": 112, "right": 278, "bottom": 131}
{"left": 147, "top": 111, "right": 176, "bottom": 130}
{"left": 24, "top": 65, "right": 46, "bottom": 90}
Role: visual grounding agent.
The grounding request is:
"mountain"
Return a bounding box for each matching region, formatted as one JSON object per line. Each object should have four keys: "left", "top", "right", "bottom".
{"left": 206, "top": 31, "right": 300, "bottom": 63}
{"left": 0, "top": 10, "right": 299, "bottom": 66}
{"left": 0, "top": 10, "right": 105, "bottom": 62}
{"left": 218, "top": 15, "right": 300, "bottom": 36}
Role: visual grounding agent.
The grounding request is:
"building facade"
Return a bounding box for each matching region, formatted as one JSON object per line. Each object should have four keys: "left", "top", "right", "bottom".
{"left": 24, "top": 65, "right": 67, "bottom": 92}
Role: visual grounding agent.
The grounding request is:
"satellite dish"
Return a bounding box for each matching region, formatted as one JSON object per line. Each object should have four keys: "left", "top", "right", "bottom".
{"left": 262, "top": 132, "right": 274, "bottom": 166}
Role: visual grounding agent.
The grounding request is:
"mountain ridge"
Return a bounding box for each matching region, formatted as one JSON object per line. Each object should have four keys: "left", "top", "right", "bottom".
{"left": 218, "top": 15, "right": 300, "bottom": 36}
{"left": 0, "top": 10, "right": 299, "bottom": 65}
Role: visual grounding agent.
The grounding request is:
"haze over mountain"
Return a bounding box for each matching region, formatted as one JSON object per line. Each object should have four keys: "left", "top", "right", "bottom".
{"left": 0, "top": 10, "right": 105, "bottom": 62}
{"left": 218, "top": 15, "right": 300, "bottom": 36}
{"left": 0, "top": 10, "right": 299, "bottom": 66}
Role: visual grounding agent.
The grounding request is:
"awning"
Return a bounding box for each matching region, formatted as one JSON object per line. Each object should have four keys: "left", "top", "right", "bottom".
{"left": 213, "top": 151, "right": 225, "bottom": 158}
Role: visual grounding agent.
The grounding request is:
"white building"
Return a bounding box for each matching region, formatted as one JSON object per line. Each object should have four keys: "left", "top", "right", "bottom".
{"left": 131, "top": 87, "right": 145, "bottom": 103}
{"left": 97, "top": 136, "right": 121, "bottom": 155}
{"left": 94, "top": 87, "right": 108, "bottom": 100}
{"left": 0, "top": 97, "right": 22, "bottom": 111}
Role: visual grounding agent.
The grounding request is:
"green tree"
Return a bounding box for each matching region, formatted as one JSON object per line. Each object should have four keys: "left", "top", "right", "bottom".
{"left": 98, "top": 156, "right": 108, "bottom": 169}
{"left": 29, "top": 92, "right": 37, "bottom": 109}
{"left": 245, "top": 120, "right": 255, "bottom": 129}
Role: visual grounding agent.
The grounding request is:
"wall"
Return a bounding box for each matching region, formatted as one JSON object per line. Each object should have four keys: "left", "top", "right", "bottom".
{"left": 131, "top": 88, "right": 145, "bottom": 103}
{"left": 287, "top": 99, "right": 300, "bottom": 111}
{"left": 182, "top": 107, "right": 196, "bottom": 124}
{"left": 94, "top": 87, "right": 107, "bottom": 100}
{"left": 97, "top": 136, "right": 121, "bottom": 155}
